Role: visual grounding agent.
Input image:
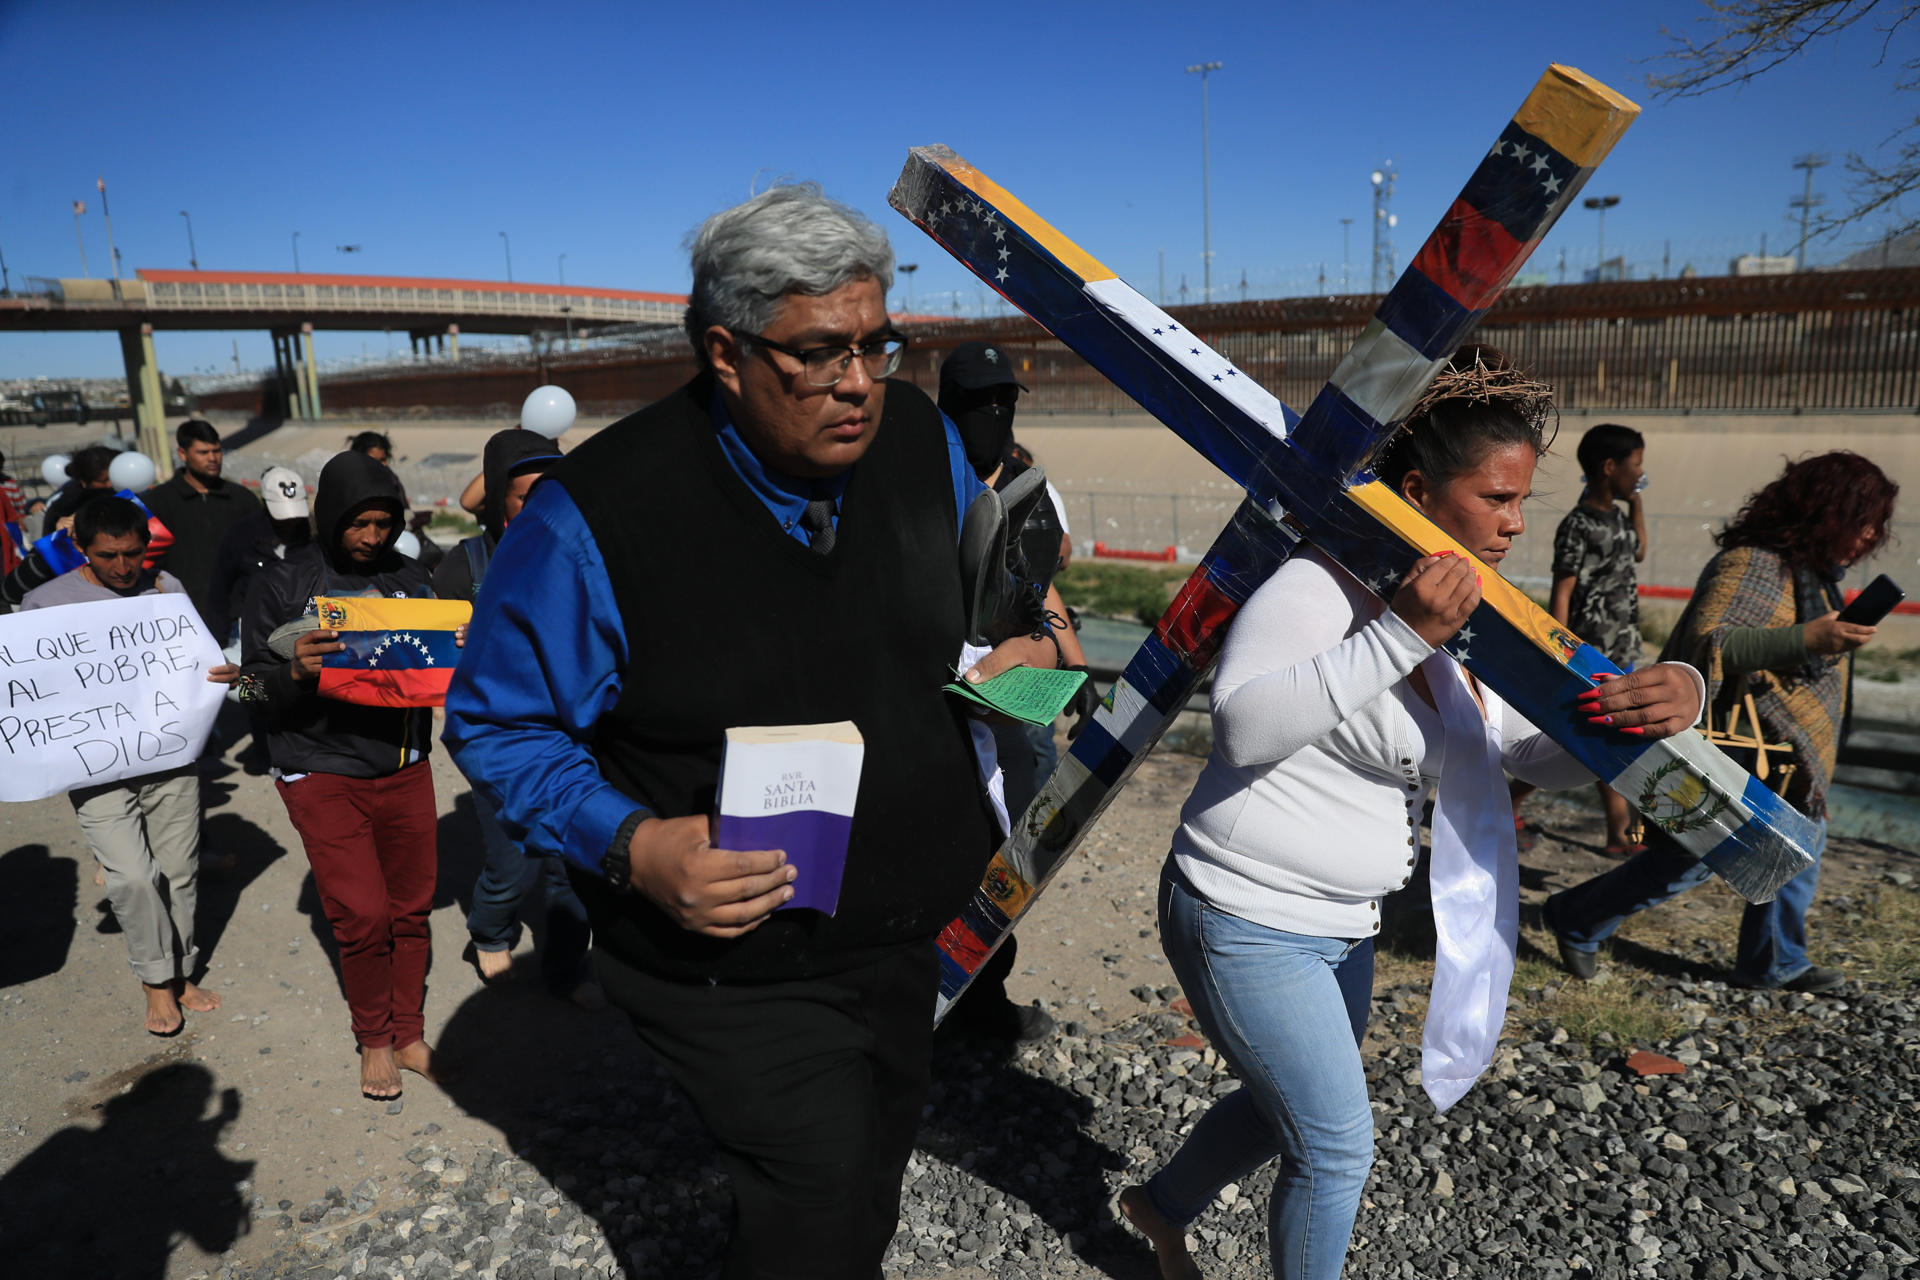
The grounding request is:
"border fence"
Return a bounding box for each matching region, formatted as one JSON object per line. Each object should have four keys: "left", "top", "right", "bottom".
{"left": 892, "top": 267, "right": 1920, "bottom": 415}
{"left": 192, "top": 267, "right": 1920, "bottom": 419}
{"left": 1059, "top": 487, "right": 1920, "bottom": 598}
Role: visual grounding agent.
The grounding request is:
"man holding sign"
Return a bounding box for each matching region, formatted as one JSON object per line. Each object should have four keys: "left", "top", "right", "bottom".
{"left": 15, "top": 496, "right": 236, "bottom": 1036}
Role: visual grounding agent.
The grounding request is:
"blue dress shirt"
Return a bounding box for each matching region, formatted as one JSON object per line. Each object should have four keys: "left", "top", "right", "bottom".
{"left": 444, "top": 389, "right": 986, "bottom": 873}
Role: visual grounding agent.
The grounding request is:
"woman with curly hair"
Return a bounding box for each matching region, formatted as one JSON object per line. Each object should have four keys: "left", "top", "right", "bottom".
{"left": 1118, "top": 346, "right": 1706, "bottom": 1280}
{"left": 1543, "top": 450, "right": 1898, "bottom": 995}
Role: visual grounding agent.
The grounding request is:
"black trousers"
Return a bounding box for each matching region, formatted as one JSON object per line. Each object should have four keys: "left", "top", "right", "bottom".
{"left": 595, "top": 941, "right": 938, "bottom": 1280}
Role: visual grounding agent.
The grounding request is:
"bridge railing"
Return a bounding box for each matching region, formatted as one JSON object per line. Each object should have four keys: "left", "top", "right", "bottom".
{"left": 133, "top": 278, "right": 682, "bottom": 325}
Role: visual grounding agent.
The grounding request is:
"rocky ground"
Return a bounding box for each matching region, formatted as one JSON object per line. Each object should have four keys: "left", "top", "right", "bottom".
{"left": 6, "top": 732, "right": 1915, "bottom": 1280}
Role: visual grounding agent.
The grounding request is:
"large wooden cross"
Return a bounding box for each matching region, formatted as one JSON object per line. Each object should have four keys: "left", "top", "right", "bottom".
{"left": 887, "top": 65, "right": 1821, "bottom": 1019}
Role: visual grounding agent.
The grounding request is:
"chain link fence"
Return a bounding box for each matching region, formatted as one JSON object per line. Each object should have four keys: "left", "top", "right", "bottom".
{"left": 1060, "top": 487, "right": 1920, "bottom": 596}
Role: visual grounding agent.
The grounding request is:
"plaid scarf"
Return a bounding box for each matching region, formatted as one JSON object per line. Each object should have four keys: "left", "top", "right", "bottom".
{"left": 1658, "top": 545, "right": 1848, "bottom": 820}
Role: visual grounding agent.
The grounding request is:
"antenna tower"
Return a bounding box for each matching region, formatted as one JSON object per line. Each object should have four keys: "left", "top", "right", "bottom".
{"left": 1789, "top": 153, "right": 1829, "bottom": 271}
{"left": 1370, "top": 163, "right": 1397, "bottom": 292}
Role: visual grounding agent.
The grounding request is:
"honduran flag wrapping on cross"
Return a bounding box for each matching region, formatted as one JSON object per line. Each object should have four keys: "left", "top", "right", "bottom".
{"left": 316, "top": 596, "right": 471, "bottom": 708}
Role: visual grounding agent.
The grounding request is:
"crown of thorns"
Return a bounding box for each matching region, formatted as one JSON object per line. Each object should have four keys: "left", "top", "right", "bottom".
{"left": 1403, "top": 348, "right": 1558, "bottom": 439}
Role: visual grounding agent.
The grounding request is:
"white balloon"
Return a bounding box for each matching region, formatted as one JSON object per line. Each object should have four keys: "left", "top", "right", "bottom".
{"left": 108, "top": 451, "right": 157, "bottom": 492}
{"left": 41, "top": 454, "right": 70, "bottom": 487}
{"left": 520, "top": 385, "right": 577, "bottom": 439}
{"left": 394, "top": 530, "right": 422, "bottom": 560}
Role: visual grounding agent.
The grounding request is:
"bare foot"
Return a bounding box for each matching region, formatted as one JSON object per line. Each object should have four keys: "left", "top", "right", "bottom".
{"left": 1118, "top": 1186, "right": 1204, "bottom": 1280}
{"left": 176, "top": 981, "right": 221, "bottom": 1014}
{"left": 142, "top": 983, "right": 184, "bottom": 1037}
{"left": 474, "top": 947, "right": 514, "bottom": 982}
{"left": 360, "top": 1044, "right": 401, "bottom": 1099}
{"left": 394, "top": 1039, "right": 450, "bottom": 1084}
{"left": 93, "top": 864, "right": 106, "bottom": 887}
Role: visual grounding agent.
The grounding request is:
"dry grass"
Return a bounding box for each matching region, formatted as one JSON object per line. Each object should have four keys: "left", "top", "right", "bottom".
{"left": 1374, "top": 940, "right": 1691, "bottom": 1053}
{"left": 1847, "top": 886, "right": 1920, "bottom": 985}
{"left": 1369, "top": 865, "right": 1920, "bottom": 1056}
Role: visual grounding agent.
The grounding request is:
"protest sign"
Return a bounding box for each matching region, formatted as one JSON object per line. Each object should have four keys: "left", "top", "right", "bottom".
{"left": 0, "top": 593, "right": 226, "bottom": 801}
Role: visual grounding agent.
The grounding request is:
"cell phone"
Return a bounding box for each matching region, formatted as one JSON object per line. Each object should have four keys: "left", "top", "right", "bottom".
{"left": 1838, "top": 574, "right": 1905, "bottom": 626}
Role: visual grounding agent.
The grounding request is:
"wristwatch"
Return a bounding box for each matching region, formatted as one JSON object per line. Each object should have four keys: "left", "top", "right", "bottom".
{"left": 602, "top": 810, "right": 647, "bottom": 894}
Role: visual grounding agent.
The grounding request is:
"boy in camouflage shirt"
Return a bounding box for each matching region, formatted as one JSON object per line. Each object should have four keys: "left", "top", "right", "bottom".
{"left": 1544, "top": 423, "right": 1648, "bottom": 852}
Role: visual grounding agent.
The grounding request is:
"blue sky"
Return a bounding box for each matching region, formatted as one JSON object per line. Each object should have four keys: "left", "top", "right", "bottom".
{"left": 1, "top": 0, "right": 1910, "bottom": 378}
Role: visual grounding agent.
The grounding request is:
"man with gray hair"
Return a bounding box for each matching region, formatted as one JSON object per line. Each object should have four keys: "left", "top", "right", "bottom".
{"left": 446, "top": 184, "right": 1061, "bottom": 1276}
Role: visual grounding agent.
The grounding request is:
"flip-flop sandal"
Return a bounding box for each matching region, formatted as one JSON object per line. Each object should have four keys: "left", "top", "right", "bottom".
{"left": 148, "top": 1018, "right": 185, "bottom": 1038}
{"left": 1603, "top": 843, "right": 1649, "bottom": 857}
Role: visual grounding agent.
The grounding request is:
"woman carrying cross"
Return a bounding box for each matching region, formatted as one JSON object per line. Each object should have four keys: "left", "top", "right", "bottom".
{"left": 1118, "top": 346, "right": 1706, "bottom": 1280}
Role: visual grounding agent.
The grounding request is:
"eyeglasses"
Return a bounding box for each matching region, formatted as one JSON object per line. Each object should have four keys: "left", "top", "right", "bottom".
{"left": 741, "top": 330, "right": 908, "bottom": 387}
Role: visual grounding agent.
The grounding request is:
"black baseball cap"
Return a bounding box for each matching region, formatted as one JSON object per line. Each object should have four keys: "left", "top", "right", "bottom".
{"left": 939, "top": 342, "right": 1030, "bottom": 396}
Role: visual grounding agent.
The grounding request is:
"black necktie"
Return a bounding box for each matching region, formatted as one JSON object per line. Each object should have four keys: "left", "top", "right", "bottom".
{"left": 800, "top": 497, "right": 837, "bottom": 556}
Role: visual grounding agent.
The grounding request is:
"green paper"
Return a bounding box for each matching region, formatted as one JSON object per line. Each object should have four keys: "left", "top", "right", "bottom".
{"left": 943, "top": 664, "right": 1088, "bottom": 726}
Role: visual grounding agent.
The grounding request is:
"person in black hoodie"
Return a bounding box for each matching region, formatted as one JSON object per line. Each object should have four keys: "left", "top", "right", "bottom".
{"left": 430, "top": 429, "right": 592, "bottom": 998}
{"left": 236, "top": 450, "right": 448, "bottom": 1101}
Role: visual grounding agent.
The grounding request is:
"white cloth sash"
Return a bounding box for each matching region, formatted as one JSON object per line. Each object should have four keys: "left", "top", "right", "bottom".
{"left": 1419, "top": 653, "right": 1519, "bottom": 1113}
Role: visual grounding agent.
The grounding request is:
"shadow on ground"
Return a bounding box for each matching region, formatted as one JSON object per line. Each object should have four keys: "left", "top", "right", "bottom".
{"left": 219, "top": 408, "right": 290, "bottom": 453}
{"left": 435, "top": 789, "right": 486, "bottom": 917}
{"left": 0, "top": 844, "right": 76, "bottom": 989}
{"left": 194, "top": 812, "right": 290, "bottom": 971}
{"left": 430, "top": 977, "right": 1146, "bottom": 1278}
{"left": 0, "top": 1062, "right": 253, "bottom": 1278}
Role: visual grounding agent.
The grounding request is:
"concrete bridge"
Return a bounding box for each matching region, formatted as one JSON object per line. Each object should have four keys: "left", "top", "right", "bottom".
{"left": 0, "top": 268, "right": 685, "bottom": 459}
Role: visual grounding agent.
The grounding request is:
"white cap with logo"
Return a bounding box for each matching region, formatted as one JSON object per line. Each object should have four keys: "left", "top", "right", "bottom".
{"left": 260, "top": 465, "right": 310, "bottom": 519}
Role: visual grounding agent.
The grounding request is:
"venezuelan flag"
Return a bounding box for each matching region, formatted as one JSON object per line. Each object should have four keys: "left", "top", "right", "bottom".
{"left": 315, "top": 596, "right": 472, "bottom": 708}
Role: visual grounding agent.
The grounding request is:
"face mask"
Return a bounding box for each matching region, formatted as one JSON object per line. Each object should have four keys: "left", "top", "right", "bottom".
{"left": 954, "top": 403, "right": 1014, "bottom": 479}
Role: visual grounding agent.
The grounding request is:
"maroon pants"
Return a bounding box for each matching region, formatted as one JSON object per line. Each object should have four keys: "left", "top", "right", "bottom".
{"left": 277, "top": 764, "right": 437, "bottom": 1048}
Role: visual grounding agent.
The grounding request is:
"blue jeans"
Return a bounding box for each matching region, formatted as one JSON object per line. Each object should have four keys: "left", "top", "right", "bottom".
{"left": 1545, "top": 821, "right": 1826, "bottom": 988}
{"left": 465, "top": 790, "right": 592, "bottom": 992}
{"left": 990, "top": 719, "right": 1059, "bottom": 818}
{"left": 1146, "top": 863, "right": 1375, "bottom": 1280}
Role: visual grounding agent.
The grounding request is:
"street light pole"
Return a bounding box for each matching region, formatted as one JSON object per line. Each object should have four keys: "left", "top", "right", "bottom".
{"left": 97, "top": 177, "right": 119, "bottom": 283}
{"left": 1339, "top": 217, "right": 1352, "bottom": 292}
{"left": 1185, "top": 61, "right": 1222, "bottom": 303}
{"left": 499, "top": 231, "right": 513, "bottom": 282}
{"left": 292, "top": 230, "right": 301, "bottom": 273}
{"left": 559, "top": 253, "right": 571, "bottom": 350}
{"left": 179, "top": 210, "right": 199, "bottom": 271}
{"left": 73, "top": 200, "right": 89, "bottom": 277}
{"left": 899, "top": 263, "right": 918, "bottom": 314}
{"left": 1583, "top": 194, "right": 1620, "bottom": 280}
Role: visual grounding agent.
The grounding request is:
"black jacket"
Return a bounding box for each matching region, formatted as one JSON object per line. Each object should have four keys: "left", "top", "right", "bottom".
{"left": 237, "top": 452, "right": 434, "bottom": 778}
{"left": 142, "top": 470, "right": 262, "bottom": 630}
{"left": 206, "top": 509, "right": 310, "bottom": 643}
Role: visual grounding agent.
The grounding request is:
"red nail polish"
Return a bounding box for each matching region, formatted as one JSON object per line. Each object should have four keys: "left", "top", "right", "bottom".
{"left": 1586, "top": 714, "right": 1612, "bottom": 725}
{"left": 1619, "top": 726, "right": 1646, "bottom": 736}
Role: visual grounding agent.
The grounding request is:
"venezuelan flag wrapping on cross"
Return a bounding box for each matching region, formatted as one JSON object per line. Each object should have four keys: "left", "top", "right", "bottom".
{"left": 315, "top": 596, "right": 472, "bottom": 708}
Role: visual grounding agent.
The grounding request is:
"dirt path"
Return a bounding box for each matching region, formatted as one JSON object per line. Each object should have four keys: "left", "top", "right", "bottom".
{"left": 0, "top": 719, "right": 1911, "bottom": 1278}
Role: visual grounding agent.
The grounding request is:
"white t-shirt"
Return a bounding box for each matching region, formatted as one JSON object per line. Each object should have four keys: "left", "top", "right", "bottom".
{"left": 1172, "top": 546, "right": 1595, "bottom": 938}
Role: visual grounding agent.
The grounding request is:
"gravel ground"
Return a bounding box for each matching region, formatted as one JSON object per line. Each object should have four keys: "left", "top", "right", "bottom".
{"left": 4, "top": 734, "right": 1917, "bottom": 1279}
{"left": 138, "top": 943, "right": 1920, "bottom": 1280}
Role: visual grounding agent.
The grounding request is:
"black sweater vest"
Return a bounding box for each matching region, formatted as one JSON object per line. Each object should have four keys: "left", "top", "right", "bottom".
{"left": 551, "top": 375, "right": 996, "bottom": 982}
